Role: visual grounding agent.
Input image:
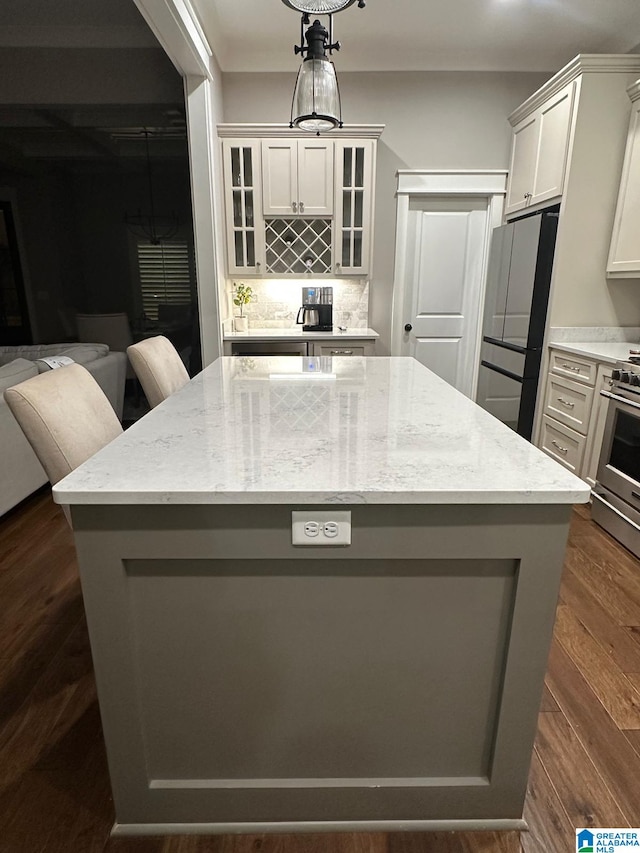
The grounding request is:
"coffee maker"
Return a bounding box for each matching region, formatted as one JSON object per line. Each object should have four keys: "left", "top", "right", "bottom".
{"left": 296, "top": 286, "right": 333, "bottom": 332}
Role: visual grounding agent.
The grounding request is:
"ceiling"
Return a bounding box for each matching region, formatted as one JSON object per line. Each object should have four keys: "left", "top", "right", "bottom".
{"left": 1, "top": 0, "right": 639, "bottom": 172}
{"left": 198, "top": 0, "right": 640, "bottom": 74}
{"left": 0, "top": 0, "right": 639, "bottom": 74}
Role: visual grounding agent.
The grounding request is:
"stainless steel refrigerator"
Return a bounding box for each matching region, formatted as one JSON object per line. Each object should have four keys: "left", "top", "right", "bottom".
{"left": 475, "top": 206, "right": 559, "bottom": 440}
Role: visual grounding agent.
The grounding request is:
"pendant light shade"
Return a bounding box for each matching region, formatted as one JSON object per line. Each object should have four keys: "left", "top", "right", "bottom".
{"left": 282, "top": 0, "right": 358, "bottom": 12}
{"left": 290, "top": 19, "right": 342, "bottom": 133}
{"left": 292, "top": 57, "right": 341, "bottom": 132}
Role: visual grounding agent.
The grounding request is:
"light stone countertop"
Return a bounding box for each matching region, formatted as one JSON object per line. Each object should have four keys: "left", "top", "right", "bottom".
{"left": 223, "top": 327, "right": 379, "bottom": 341}
{"left": 53, "top": 357, "right": 590, "bottom": 507}
{"left": 548, "top": 341, "right": 635, "bottom": 364}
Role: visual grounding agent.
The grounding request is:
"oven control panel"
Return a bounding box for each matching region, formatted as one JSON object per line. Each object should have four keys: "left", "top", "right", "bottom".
{"left": 612, "top": 368, "right": 640, "bottom": 386}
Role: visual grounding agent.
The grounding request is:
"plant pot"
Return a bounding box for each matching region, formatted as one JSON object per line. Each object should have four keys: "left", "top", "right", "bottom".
{"left": 233, "top": 316, "right": 248, "bottom": 333}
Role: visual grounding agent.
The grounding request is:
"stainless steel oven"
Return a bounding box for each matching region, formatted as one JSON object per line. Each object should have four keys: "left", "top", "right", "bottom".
{"left": 592, "top": 360, "right": 640, "bottom": 558}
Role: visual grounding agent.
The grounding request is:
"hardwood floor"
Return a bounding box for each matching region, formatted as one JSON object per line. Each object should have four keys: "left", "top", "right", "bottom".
{"left": 1, "top": 493, "right": 640, "bottom": 852}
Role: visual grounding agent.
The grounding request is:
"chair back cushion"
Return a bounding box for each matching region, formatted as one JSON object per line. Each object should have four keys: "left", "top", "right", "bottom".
{"left": 3, "top": 363, "right": 123, "bottom": 485}
{"left": 127, "top": 335, "right": 190, "bottom": 409}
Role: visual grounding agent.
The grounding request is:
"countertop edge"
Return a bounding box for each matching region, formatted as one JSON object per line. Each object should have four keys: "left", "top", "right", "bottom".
{"left": 53, "top": 488, "right": 591, "bottom": 507}
{"left": 548, "top": 341, "right": 630, "bottom": 364}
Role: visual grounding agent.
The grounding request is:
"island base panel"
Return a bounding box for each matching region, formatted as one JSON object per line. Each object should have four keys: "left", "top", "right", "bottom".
{"left": 71, "top": 503, "right": 572, "bottom": 832}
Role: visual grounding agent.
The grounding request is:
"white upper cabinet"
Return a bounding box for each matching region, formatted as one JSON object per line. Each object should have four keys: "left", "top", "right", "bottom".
{"left": 222, "top": 140, "right": 265, "bottom": 276}
{"left": 505, "top": 81, "right": 575, "bottom": 217}
{"left": 506, "top": 115, "right": 538, "bottom": 214}
{"left": 334, "top": 141, "right": 375, "bottom": 277}
{"left": 607, "top": 81, "right": 640, "bottom": 278}
{"left": 262, "top": 139, "right": 334, "bottom": 217}
{"left": 219, "top": 125, "right": 382, "bottom": 277}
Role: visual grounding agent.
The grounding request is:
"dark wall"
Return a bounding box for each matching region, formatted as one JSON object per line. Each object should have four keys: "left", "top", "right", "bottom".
{"left": 0, "top": 167, "right": 79, "bottom": 341}
{"left": 0, "top": 159, "right": 192, "bottom": 342}
{"left": 70, "top": 162, "right": 193, "bottom": 320}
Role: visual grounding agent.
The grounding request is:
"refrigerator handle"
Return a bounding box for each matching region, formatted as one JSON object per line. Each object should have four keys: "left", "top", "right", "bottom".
{"left": 482, "top": 335, "right": 527, "bottom": 355}
{"left": 480, "top": 360, "right": 524, "bottom": 384}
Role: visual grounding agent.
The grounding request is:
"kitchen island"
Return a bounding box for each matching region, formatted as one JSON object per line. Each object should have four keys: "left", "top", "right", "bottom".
{"left": 53, "top": 356, "right": 589, "bottom": 836}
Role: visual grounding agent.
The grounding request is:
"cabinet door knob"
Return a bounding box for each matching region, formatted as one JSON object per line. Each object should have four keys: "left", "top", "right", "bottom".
{"left": 299, "top": 201, "right": 305, "bottom": 213}
{"left": 292, "top": 201, "right": 298, "bottom": 212}
{"left": 404, "top": 323, "right": 413, "bottom": 332}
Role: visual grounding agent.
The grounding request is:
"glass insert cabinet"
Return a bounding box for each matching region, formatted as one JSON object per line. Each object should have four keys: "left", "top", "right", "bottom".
{"left": 220, "top": 126, "right": 381, "bottom": 278}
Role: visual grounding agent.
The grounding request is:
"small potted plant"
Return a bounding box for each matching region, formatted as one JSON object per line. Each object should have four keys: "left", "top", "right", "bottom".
{"left": 233, "top": 283, "right": 253, "bottom": 332}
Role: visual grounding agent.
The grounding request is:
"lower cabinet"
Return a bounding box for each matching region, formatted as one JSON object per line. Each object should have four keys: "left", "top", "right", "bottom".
{"left": 224, "top": 337, "right": 377, "bottom": 357}
{"left": 583, "top": 363, "right": 614, "bottom": 487}
{"left": 539, "top": 415, "right": 586, "bottom": 476}
{"left": 311, "top": 340, "right": 376, "bottom": 357}
{"left": 538, "top": 348, "right": 612, "bottom": 485}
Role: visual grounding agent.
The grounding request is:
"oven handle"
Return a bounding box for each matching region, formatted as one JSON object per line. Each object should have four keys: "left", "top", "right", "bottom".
{"left": 592, "top": 491, "right": 640, "bottom": 534}
{"left": 600, "top": 390, "right": 640, "bottom": 412}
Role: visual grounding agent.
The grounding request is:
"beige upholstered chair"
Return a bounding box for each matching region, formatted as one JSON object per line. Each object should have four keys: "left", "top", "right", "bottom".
{"left": 127, "top": 335, "right": 190, "bottom": 409}
{"left": 76, "top": 312, "right": 135, "bottom": 379}
{"left": 4, "top": 364, "right": 123, "bottom": 521}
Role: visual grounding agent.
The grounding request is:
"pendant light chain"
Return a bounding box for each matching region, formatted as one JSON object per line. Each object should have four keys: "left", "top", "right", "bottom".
{"left": 124, "top": 128, "right": 179, "bottom": 245}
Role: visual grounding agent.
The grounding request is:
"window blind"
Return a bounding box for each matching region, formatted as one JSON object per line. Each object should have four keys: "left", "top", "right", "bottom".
{"left": 137, "top": 240, "right": 191, "bottom": 321}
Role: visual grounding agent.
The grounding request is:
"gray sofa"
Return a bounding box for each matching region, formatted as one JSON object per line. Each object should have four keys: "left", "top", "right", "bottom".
{"left": 0, "top": 343, "right": 127, "bottom": 516}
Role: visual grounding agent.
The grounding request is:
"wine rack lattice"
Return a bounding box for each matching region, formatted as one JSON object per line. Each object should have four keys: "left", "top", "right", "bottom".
{"left": 265, "top": 218, "right": 332, "bottom": 275}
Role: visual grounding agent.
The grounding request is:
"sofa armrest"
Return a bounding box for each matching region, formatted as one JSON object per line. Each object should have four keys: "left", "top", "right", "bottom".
{"left": 84, "top": 351, "right": 127, "bottom": 421}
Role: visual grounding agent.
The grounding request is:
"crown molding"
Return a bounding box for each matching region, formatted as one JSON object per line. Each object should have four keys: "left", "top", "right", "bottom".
{"left": 217, "top": 123, "right": 384, "bottom": 139}
{"left": 628, "top": 79, "right": 640, "bottom": 103}
{"left": 509, "top": 55, "right": 640, "bottom": 126}
{"left": 396, "top": 170, "right": 508, "bottom": 195}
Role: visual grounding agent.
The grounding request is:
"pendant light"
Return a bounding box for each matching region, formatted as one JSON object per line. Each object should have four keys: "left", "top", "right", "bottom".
{"left": 282, "top": 0, "right": 363, "bottom": 12}
{"left": 124, "top": 129, "right": 179, "bottom": 245}
{"left": 290, "top": 18, "right": 342, "bottom": 133}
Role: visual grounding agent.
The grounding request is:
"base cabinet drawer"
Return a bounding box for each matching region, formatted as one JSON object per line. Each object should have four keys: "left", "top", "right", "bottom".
{"left": 311, "top": 340, "right": 376, "bottom": 357}
{"left": 540, "top": 416, "right": 586, "bottom": 474}
{"left": 549, "top": 350, "right": 598, "bottom": 385}
{"left": 543, "top": 373, "right": 594, "bottom": 434}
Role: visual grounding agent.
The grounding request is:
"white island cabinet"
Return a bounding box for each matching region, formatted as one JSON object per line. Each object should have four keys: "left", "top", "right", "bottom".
{"left": 54, "top": 357, "right": 588, "bottom": 837}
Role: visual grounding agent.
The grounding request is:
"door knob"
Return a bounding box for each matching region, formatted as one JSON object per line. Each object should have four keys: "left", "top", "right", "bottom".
{"left": 404, "top": 323, "right": 412, "bottom": 332}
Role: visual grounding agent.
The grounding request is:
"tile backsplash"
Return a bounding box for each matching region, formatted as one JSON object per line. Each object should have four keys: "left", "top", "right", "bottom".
{"left": 227, "top": 279, "right": 369, "bottom": 330}
{"left": 550, "top": 326, "right": 640, "bottom": 343}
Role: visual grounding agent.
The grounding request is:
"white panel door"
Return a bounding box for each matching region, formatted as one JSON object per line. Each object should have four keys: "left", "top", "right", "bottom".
{"left": 262, "top": 141, "right": 297, "bottom": 216}
{"left": 398, "top": 198, "right": 489, "bottom": 397}
{"left": 298, "top": 140, "right": 334, "bottom": 216}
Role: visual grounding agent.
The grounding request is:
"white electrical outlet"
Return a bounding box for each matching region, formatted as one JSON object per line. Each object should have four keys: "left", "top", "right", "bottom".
{"left": 292, "top": 511, "right": 351, "bottom": 546}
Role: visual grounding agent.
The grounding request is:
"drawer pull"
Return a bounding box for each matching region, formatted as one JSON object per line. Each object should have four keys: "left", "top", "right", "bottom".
{"left": 551, "top": 439, "right": 569, "bottom": 455}
{"left": 557, "top": 396, "right": 575, "bottom": 409}
{"left": 330, "top": 349, "right": 354, "bottom": 355}
{"left": 561, "top": 363, "right": 581, "bottom": 372}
